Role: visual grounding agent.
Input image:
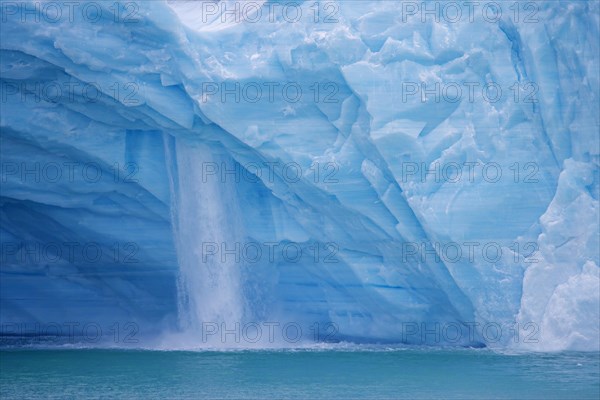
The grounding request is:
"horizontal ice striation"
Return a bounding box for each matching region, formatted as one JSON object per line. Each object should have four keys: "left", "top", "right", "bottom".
{"left": 0, "top": 1, "right": 598, "bottom": 350}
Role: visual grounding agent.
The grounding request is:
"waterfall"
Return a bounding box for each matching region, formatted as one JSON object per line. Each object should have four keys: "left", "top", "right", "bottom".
{"left": 166, "top": 134, "right": 246, "bottom": 341}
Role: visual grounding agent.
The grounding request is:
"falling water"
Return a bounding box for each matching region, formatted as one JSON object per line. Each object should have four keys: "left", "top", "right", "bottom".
{"left": 166, "top": 135, "right": 246, "bottom": 340}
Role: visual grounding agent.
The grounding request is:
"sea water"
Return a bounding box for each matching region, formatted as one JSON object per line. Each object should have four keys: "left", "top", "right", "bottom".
{"left": 1, "top": 349, "right": 598, "bottom": 399}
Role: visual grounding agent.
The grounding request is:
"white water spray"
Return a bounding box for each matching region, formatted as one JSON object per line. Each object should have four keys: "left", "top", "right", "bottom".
{"left": 167, "top": 136, "right": 246, "bottom": 338}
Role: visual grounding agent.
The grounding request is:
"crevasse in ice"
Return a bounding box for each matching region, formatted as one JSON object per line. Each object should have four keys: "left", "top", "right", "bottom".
{"left": 0, "top": 1, "right": 598, "bottom": 351}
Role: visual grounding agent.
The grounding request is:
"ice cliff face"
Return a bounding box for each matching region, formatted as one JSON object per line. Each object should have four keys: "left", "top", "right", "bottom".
{"left": 0, "top": 1, "right": 598, "bottom": 350}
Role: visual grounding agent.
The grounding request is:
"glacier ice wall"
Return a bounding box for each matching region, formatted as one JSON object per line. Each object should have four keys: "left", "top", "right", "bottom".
{"left": 0, "top": 1, "right": 598, "bottom": 350}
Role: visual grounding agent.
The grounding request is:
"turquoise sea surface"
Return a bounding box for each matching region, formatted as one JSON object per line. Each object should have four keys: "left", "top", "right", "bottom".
{"left": 1, "top": 348, "right": 598, "bottom": 399}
